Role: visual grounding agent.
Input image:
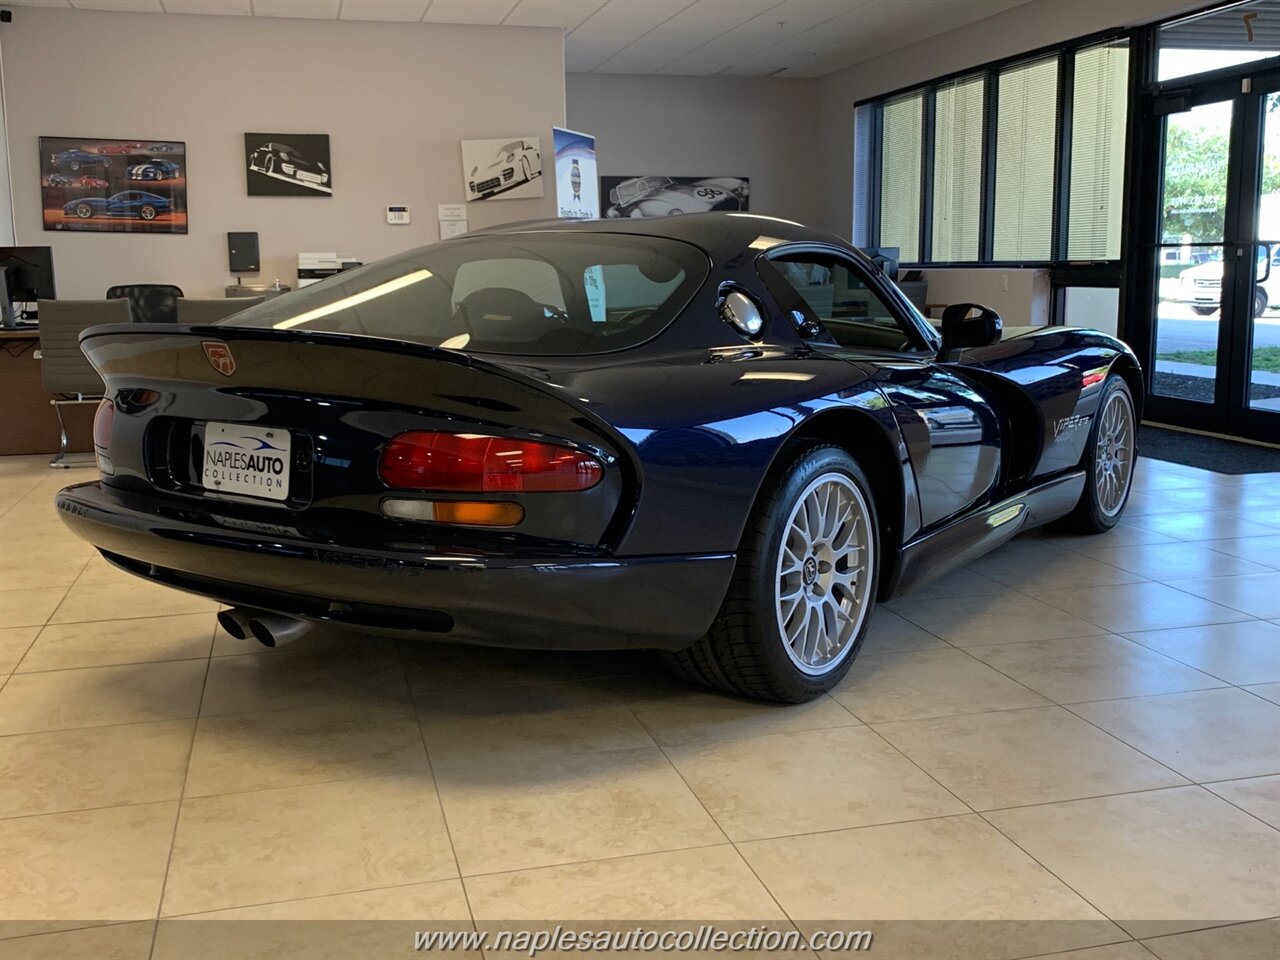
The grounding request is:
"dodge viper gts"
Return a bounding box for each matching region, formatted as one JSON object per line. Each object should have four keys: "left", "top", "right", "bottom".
{"left": 63, "top": 190, "right": 171, "bottom": 221}
{"left": 51, "top": 149, "right": 111, "bottom": 171}
{"left": 128, "top": 159, "right": 181, "bottom": 181}
{"left": 56, "top": 214, "right": 1140, "bottom": 702}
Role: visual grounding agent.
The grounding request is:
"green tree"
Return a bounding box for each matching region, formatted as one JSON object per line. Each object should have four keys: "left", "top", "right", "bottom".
{"left": 1161, "top": 123, "right": 1280, "bottom": 243}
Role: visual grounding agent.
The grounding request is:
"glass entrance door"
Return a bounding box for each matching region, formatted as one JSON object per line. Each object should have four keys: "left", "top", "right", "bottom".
{"left": 1141, "top": 70, "right": 1280, "bottom": 440}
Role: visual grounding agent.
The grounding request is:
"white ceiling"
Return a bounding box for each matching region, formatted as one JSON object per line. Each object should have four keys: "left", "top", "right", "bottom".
{"left": 3, "top": 0, "right": 1035, "bottom": 77}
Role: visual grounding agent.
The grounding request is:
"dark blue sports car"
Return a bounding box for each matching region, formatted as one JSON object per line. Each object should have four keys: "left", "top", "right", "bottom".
{"left": 128, "top": 159, "right": 180, "bottom": 181}
{"left": 51, "top": 149, "right": 111, "bottom": 172}
{"left": 63, "top": 190, "right": 171, "bottom": 221}
{"left": 56, "top": 214, "right": 1141, "bottom": 702}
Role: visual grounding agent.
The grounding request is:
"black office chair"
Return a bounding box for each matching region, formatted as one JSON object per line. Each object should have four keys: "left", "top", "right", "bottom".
{"left": 106, "top": 283, "right": 184, "bottom": 324}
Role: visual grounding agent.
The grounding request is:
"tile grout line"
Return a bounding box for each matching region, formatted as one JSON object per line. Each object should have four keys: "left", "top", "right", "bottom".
{"left": 397, "top": 642, "right": 478, "bottom": 936}
{"left": 147, "top": 642, "right": 213, "bottom": 960}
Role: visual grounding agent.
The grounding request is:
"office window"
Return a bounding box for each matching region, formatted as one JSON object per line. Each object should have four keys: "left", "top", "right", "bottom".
{"left": 994, "top": 56, "right": 1058, "bottom": 260}
{"left": 932, "top": 75, "right": 984, "bottom": 262}
{"left": 880, "top": 91, "right": 923, "bottom": 263}
{"left": 1069, "top": 40, "right": 1129, "bottom": 260}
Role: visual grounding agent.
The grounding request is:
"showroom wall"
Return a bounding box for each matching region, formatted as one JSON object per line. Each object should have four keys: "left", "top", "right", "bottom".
{"left": 2, "top": 8, "right": 565, "bottom": 298}
{"left": 566, "top": 74, "right": 822, "bottom": 227}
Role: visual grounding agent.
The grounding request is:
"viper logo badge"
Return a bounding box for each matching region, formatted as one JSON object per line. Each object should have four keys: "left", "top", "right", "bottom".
{"left": 202, "top": 342, "right": 235, "bottom": 377}
{"left": 1051, "top": 414, "right": 1090, "bottom": 440}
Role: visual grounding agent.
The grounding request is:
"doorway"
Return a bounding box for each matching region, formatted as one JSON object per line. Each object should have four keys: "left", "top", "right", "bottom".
{"left": 1137, "top": 35, "right": 1280, "bottom": 441}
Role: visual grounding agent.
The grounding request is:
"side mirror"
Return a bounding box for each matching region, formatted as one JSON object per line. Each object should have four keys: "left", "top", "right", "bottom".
{"left": 941, "top": 302, "right": 1002, "bottom": 351}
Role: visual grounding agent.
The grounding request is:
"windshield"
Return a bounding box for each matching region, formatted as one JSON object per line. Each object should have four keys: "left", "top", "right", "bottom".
{"left": 219, "top": 232, "right": 709, "bottom": 356}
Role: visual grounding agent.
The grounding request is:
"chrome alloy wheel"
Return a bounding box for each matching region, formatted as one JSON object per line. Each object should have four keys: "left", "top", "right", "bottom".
{"left": 774, "top": 472, "right": 874, "bottom": 675}
{"left": 1095, "top": 388, "right": 1135, "bottom": 517}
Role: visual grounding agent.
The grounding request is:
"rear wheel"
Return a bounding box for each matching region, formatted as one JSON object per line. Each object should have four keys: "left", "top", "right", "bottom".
{"left": 140, "top": 205, "right": 157, "bottom": 221}
{"left": 1254, "top": 286, "right": 1268, "bottom": 319}
{"left": 664, "top": 446, "right": 879, "bottom": 702}
{"left": 1058, "top": 374, "right": 1136, "bottom": 533}
{"left": 1191, "top": 305, "right": 1217, "bottom": 316}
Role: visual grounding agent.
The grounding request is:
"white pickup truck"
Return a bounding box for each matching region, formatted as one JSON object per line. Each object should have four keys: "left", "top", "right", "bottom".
{"left": 1176, "top": 246, "right": 1280, "bottom": 317}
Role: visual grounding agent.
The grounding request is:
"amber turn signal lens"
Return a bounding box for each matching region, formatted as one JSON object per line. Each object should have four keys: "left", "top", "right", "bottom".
{"left": 381, "top": 498, "right": 523, "bottom": 527}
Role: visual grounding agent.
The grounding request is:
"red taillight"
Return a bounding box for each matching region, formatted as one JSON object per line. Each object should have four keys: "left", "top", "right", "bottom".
{"left": 379, "top": 432, "right": 602, "bottom": 492}
{"left": 93, "top": 398, "right": 114, "bottom": 448}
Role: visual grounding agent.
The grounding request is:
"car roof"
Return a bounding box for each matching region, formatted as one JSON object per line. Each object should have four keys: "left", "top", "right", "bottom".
{"left": 467, "top": 212, "right": 852, "bottom": 261}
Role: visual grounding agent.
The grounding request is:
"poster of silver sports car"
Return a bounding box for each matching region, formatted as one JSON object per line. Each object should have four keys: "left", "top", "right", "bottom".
{"left": 461, "top": 137, "right": 544, "bottom": 201}
{"left": 601, "top": 176, "right": 749, "bottom": 217}
{"left": 244, "top": 134, "right": 332, "bottom": 196}
{"left": 40, "top": 136, "right": 188, "bottom": 234}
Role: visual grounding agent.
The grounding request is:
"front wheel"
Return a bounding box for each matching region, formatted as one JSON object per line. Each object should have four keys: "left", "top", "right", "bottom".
{"left": 1191, "top": 305, "right": 1217, "bottom": 316}
{"left": 1255, "top": 286, "right": 1268, "bottom": 319}
{"left": 664, "top": 446, "right": 879, "bottom": 702}
{"left": 74, "top": 203, "right": 93, "bottom": 219}
{"left": 1057, "top": 374, "right": 1137, "bottom": 533}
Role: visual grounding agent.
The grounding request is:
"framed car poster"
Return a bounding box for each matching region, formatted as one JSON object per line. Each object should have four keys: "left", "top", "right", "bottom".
{"left": 461, "top": 137, "right": 544, "bottom": 202}
{"left": 552, "top": 127, "right": 597, "bottom": 219}
{"left": 39, "top": 136, "right": 188, "bottom": 234}
{"left": 244, "top": 134, "right": 332, "bottom": 197}
{"left": 600, "top": 175, "right": 749, "bottom": 218}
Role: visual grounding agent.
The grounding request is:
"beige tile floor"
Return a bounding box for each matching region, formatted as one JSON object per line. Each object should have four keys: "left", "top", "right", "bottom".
{"left": 1, "top": 454, "right": 1278, "bottom": 959}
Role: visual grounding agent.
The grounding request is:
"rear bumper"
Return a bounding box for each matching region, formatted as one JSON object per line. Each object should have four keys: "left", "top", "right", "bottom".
{"left": 55, "top": 482, "right": 733, "bottom": 651}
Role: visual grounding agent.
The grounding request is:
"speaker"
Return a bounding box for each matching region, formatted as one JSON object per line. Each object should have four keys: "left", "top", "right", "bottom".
{"left": 228, "top": 232, "right": 260, "bottom": 273}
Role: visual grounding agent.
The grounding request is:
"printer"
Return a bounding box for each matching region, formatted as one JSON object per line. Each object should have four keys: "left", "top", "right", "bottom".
{"left": 297, "top": 252, "right": 361, "bottom": 288}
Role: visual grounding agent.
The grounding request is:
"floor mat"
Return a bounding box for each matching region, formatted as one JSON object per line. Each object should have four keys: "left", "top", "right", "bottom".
{"left": 1139, "top": 423, "right": 1280, "bottom": 474}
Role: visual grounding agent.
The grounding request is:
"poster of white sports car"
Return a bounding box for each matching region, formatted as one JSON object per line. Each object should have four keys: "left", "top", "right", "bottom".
{"left": 244, "top": 134, "right": 332, "bottom": 197}
{"left": 601, "top": 175, "right": 749, "bottom": 218}
{"left": 461, "top": 137, "right": 543, "bottom": 202}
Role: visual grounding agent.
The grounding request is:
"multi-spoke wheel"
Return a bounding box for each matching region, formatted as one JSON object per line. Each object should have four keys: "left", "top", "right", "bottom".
{"left": 775, "top": 473, "right": 874, "bottom": 676}
{"left": 664, "top": 445, "right": 880, "bottom": 702}
{"left": 1060, "top": 374, "right": 1137, "bottom": 533}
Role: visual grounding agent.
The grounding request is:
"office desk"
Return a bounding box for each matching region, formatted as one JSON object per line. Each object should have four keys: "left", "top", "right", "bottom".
{"left": 0, "top": 329, "right": 95, "bottom": 456}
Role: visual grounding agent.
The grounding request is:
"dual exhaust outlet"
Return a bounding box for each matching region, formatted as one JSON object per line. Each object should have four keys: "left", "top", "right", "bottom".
{"left": 216, "top": 608, "right": 313, "bottom": 648}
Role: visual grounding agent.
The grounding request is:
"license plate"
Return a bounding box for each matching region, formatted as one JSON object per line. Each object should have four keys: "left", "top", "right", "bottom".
{"left": 201, "top": 422, "right": 291, "bottom": 502}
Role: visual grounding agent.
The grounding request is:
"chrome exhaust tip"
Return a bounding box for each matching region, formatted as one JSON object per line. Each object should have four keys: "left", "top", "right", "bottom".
{"left": 246, "top": 613, "right": 313, "bottom": 648}
{"left": 216, "top": 607, "right": 255, "bottom": 641}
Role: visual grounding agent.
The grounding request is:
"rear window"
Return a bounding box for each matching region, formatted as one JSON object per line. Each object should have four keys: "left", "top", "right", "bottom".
{"left": 218, "top": 232, "right": 709, "bottom": 356}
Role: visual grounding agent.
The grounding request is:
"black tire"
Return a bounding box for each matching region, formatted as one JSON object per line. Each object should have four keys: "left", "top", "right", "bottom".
{"left": 140, "top": 205, "right": 157, "bottom": 221}
{"left": 1056, "top": 374, "right": 1136, "bottom": 534}
{"left": 74, "top": 203, "right": 93, "bottom": 219}
{"left": 1254, "top": 286, "right": 1268, "bottom": 319}
{"left": 1191, "top": 305, "right": 1217, "bottom": 316}
{"left": 69, "top": 160, "right": 81, "bottom": 171}
{"left": 663, "top": 445, "right": 880, "bottom": 703}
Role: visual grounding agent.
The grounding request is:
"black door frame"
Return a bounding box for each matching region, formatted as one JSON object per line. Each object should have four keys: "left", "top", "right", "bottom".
{"left": 1129, "top": 60, "right": 1280, "bottom": 441}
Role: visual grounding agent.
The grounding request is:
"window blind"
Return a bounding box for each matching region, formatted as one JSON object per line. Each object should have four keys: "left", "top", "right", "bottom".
{"left": 1068, "top": 41, "right": 1129, "bottom": 260}
{"left": 879, "top": 91, "right": 923, "bottom": 262}
{"left": 932, "top": 75, "right": 984, "bottom": 262}
{"left": 993, "top": 56, "right": 1058, "bottom": 260}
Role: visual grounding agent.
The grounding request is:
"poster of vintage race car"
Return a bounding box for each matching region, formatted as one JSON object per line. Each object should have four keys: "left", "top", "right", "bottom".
{"left": 39, "top": 136, "right": 187, "bottom": 234}
{"left": 460, "top": 137, "right": 544, "bottom": 202}
{"left": 244, "top": 134, "right": 332, "bottom": 197}
{"left": 600, "top": 175, "right": 750, "bottom": 218}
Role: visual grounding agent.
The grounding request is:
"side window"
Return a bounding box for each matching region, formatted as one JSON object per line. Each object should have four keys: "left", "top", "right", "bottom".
{"left": 771, "top": 255, "right": 915, "bottom": 352}
{"left": 451, "top": 258, "right": 567, "bottom": 312}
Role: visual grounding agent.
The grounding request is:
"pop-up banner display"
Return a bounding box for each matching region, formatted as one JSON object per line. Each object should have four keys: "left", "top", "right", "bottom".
{"left": 552, "top": 127, "right": 597, "bottom": 219}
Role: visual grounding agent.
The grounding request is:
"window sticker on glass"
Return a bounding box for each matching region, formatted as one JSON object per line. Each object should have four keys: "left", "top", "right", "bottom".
{"left": 584, "top": 265, "right": 606, "bottom": 322}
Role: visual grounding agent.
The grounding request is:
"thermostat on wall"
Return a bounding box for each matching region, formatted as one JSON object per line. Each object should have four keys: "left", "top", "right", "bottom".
{"left": 386, "top": 205, "right": 411, "bottom": 225}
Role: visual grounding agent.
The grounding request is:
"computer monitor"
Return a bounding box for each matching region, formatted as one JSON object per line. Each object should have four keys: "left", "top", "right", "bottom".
{"left": 862, "top": 246, "right": 900, "bottom": 282}
{"left": 0, "top": 246, "right": 57, "bottom": 306}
